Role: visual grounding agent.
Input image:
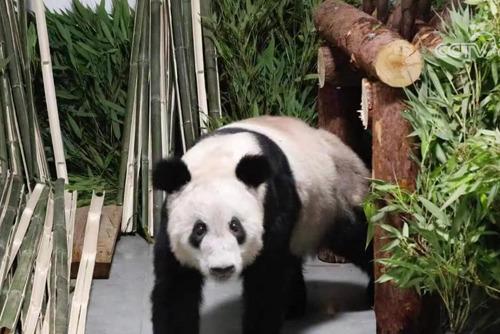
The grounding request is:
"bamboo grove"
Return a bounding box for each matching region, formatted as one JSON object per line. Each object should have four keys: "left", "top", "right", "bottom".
{"left": 117, "top": 0, "right": 222, "bottom": 236}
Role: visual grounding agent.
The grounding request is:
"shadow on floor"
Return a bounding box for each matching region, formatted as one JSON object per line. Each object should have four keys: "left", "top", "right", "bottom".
{"left": 201, "top": 280, "right": 373, "bottom": 334}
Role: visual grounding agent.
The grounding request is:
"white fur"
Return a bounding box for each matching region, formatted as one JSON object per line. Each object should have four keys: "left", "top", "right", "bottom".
{"left": 166, "top": 116, "right": 369, "bottom": 278}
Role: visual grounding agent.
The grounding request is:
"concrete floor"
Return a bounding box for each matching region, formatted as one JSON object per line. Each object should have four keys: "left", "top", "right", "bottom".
{"left": 86, "top": 236, "right": 376, "bottom": 334}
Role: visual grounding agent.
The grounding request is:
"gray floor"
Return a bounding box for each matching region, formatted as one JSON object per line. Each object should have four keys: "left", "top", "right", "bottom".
{"left": 86, "top": 236, "right": 376, "bottom": 334}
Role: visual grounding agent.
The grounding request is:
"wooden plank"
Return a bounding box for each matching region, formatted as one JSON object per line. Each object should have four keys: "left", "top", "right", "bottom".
{"left": 70, "top": 205, "right": 122, "bottom": 279}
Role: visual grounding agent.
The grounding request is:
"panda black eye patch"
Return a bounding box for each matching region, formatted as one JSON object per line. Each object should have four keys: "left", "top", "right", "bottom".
{"left": 189, "top": 220, "right": 207, "bottom": 248}
{"left": 229, "top": 217, "right": 246, "bottom": 244}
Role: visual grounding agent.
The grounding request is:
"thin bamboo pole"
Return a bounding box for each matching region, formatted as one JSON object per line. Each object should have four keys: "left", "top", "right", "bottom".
{"left": 117, "top": 0, "right": 148, "bottom": 203}
{"left": 0, "top": 90, "right": 8, "bottom": 174}
{"left": 0, "top": 174, "right": 13, "bottom": 224}
{"left": 0, "top": 176, "right": 22, "bottom": 292}
{"left": 191, "top": 0, "right": 209, "bottom": 132}
{"left": 135, "top": 0, "right": 150, "bottom": 233}
{"left": 0, "top": 0, "right": 33, "bottom": 178}
{"left": 181, "top": 0, "right": 200, "bottom": 137}
{"left": 22, "top": 196, "right": 54, "bottom": 334}
{"left": 160, "top": 4, "right": 170, "bottom": 159}
{"left": 169, "top": 0, "right": 196, "bottom": 148}
{"left": 52, "top": 179, "right": 69, "bottom": 334}
{"left": 163, "top": 4, "right": 176, "bottom": 155}
{"left": 20, "top": 0, "right": 42, "bottom": 182}
{"left": 150, "top": 0, "right": 164, "bottom": 233}
{"left": 66, "top": 191, "right": 77, "bottom": 269}
{"left": 32, "top": 0, "right": 68, "bottom": 183}
{"left": 0, "top": 34, "right": 23, "bottom": 176}
{"left": 67, "top": 192, "right": 104, "bottom": 334}
{"left": 199, "top": 0, "right": 222, "bottom": 121}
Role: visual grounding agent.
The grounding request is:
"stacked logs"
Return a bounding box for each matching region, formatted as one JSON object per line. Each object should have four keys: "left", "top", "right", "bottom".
{"left": 314, "top": 0, "right": 453, "bottom": 332}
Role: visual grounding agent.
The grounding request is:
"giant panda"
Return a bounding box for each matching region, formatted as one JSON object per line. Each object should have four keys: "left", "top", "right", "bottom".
{"left": 152, "top": 116, "right": 373, "bottom": 334}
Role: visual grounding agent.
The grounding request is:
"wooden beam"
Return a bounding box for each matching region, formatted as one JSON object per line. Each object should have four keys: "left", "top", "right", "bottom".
{"left": 370, "top": 81, "right": 427, "bottom": 333}
{"left": 314, "top": 0, "right": 423, "bottom": 88}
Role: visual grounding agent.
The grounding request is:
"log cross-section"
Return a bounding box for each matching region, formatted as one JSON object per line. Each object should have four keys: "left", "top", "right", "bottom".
{"left": 314, "top": 0, "right": 423, "bottom": 87}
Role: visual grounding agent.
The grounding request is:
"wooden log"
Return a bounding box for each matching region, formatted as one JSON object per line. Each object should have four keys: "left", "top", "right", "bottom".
{"left": 370, "top": 81, "right": 424, "bottom": 333}
{"left": 386, "top": 3, "right": 402, "bottom": 32}
{"left": 412, "top": 25, "right": 442, "bottom": 50}
{"left": 317, "top": 46, "right": 362, "bottom": 88}
{"left": 401, "top": 0, "right": 417, "bottom": 40}
{"left": 318, "top": 46, "right": 336, "bottom": 88}
{"left": 376, "top": 0, "right": 390, "bottom": 23}
{"left": 71, "top": 205, "right": 122, "bottom": 279}
{"left": 314, "top": 0, "right": 422, "bottom": 88}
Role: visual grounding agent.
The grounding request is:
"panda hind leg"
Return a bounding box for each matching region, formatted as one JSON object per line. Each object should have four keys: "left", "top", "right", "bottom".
{"left": 285, "top": 256, "right": 306, "bottom": 320}
{"left": 323, "top": 207, "right": 374, "bottom": 305}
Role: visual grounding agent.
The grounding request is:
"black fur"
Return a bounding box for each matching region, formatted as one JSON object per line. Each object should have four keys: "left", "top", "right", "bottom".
{"left": 153, "top": 157, "right": 191, "bottom": 193}
{"left": 236, "top": 154, "right": 272, "bottom": 188}
{"left": 151, "top": 127, "right": 373, "bottom": 334}
{"left": 188, "top": 220, "right": 207, "bottom": 249}
{"left": 152, "top": 205, "right": 204, "bottom": 334}
{"left": 322, "top": 207, "right": 374, "bottom": 305}
{"left": 230, "top": 217, "right": 246, "bottom": 245}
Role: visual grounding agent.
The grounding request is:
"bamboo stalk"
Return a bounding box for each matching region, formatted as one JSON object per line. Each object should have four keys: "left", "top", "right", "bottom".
{"left": 0, "top": 176, "right": 23, "bottom": 292}
{"left": 0, "top": 174, "right": 13, "bottom": 224}
{"left": 117, "top": 0, "right": 148, "bottom": 204}
{"left": 0, "top": 92, "right": 8, "bottom": 174}
{"left": 160, "top": 4, "right": 171, "bottom": 159}
{"left": 0, "top": 188, "right": 48, "bottom": 330}
{"left": 138, "top": 0, "right": 151, "bottom": 234}
{"left": 0, "top": 36, "right": 23, "bottom": 176}
{"left": 20, "top": 0, "right": 42, "bottom": 183}
{"left": 68, "top": 192, "right": 104, "bottom": 334}
{"left": 191, "top": 0, "right": 209, "bottom": 133}
{"left": 169, "top": 0, "right": 196, "bottom": 148}
{"left": 181, "top": 0, "right": 200, "bottom": 137}
{"left": 7, "top": 183, "right": 46, "bottom": 271}
{"left": 199, "top": 0, "right": 222, "bottom": 121}
{"left": 33, "top": 115, "right": 50, "bottom": 184}
{"left": 22, "top": 196, "right": 54, "bottom": 334}
{"left": 66, "top": 191, "right": 78, "bottom": 269}
{"left": 163, "top": 4, "right": 176, "bottom": 155}
{"left": 52, "top": 179, "right": 68, "bottom": 334}
{"left": 0, "top": 0, "right": 33, "bottom": 178}
{"left": 151, "top": 0, "right": 165, "bottom": 233}
{"left": 32, "top": 0, "right": 68, "bottom": 183}
{"left": 148, "top": 116, "right": 154, "bottom": 236}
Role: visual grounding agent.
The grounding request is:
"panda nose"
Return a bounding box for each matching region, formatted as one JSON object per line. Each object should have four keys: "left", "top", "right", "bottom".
{"left": 209, "top": 265, "right": 235, "bottom": 276}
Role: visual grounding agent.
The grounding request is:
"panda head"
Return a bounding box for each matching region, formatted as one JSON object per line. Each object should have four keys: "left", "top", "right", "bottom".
{"left": 153, "top": 155, "right": 272, "bottom": 281}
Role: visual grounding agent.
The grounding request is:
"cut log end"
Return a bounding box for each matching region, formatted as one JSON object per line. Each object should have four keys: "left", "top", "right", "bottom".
{"left": 375, "top": 40, "right": 423, "bottom": 87}
{"left": 318, "top": 46, "right": 336, "bottom": 88}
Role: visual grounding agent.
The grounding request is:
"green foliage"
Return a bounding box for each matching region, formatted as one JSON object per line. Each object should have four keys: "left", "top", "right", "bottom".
{"left": 207, "top": 0, "right": 320, "bottom": 125}
{"left": 366, "top": 3, "right": 500, "bottom": 333}
{"left": 34, "top": 0, "right": 133, "bottom": 204}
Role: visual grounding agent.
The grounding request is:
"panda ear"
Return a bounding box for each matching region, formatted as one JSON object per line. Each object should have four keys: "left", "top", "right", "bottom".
{"left": 236, "top": 155, "right": 272, "bottom": 188}
{"left": 153, "top": 157, "right": 191, "bottom": 193}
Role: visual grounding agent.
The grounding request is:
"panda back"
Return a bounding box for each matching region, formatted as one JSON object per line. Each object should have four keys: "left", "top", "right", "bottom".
{"left": 225, "top": 116, "right": 369, "bottom": 256}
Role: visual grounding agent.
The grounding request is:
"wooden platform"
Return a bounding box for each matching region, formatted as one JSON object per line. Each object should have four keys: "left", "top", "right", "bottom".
{"left": 71, "top": 205, "right": 122, "bottom": 279}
